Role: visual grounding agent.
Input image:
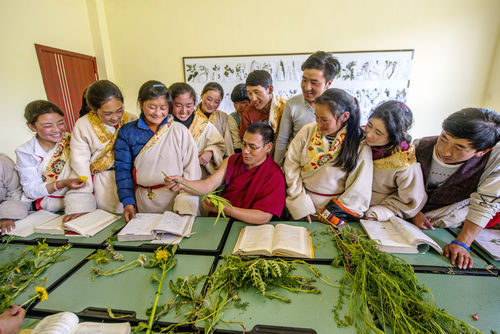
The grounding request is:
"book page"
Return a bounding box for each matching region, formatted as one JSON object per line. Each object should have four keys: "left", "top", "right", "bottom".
{"left": 272, "top": 224, "right": 313, "bottom": 258}
{"left": 474, "top": 229, "right": 500, "bottom": 260}
{"left": 360, "top": 219, "right": 416, "bottom": 253}
{"left": 64, "top": 210, "right": 118, "bottom": 236}
{"left": 150, "top": 233, "right": 183, "bottom": 244}
{"left": 232, "top": 224, "right": 275, "bottom": 255}
{"left": 117, "top": 213, "right": 162, "bottom": 241}
{"left": 8, "top": 210, "right": 59, "bottom": 237}
{"left": 34, "top": 215, "right": 65, "bottom": 235}
{"left": 72, "top": 322, "right": 131, "bottom": 334}
{"left": 389, "top": 216, "right": 443, "bottom": 254}
{"left": 152, "top": 211, "right": 194, "bottom": 236}
{"left": 31, "top": 312, "right": 79, "bottom": 334}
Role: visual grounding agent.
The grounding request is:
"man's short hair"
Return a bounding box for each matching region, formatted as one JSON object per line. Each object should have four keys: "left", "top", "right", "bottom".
{"left": 246, "top": 122, "right": 274, "bottom": 144}
{"left": 246, "top": 70, "right": 272, "bottom": 89}
{"left": 231, "top": 83, "right": 250, "bottom": 103}
{"left": 301, "top": 51, "right": 341, "bottom": 82}
{"left": 442, "top": 108, "right": 500, "bottom": 151}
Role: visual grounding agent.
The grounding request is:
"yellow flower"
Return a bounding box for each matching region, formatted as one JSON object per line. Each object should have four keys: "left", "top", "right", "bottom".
{"left": 79, "top": 176, "right": 88, "bottom": 182}
{"left": 155, "top": 250, "right": 168, "bottom": 260}
{"left": 35, "top": 286, "right": 48, "bottom": 301}
{"left": 16, "top": 268, "right": 21, "bottom": 273}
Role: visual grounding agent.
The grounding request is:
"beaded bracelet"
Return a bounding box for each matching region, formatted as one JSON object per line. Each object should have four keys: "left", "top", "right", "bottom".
{"left": 451, "top": 240, "right": 470, "bottom": 252}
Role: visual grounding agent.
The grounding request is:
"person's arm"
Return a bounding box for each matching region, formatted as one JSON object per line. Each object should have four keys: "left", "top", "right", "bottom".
{"left": 283, "top": 126, "right": 316, "bottom": 220}
{"left": 239, "top": 110, "right": 251, "bottom": 138}
{"left": 365, "top": 163, "right": 427, "bottom": 221}
{"left": 0, "top": 305, "right": 25, "bottom": 334}
{"left": 443, "top": 220, "right": 482, "bottom": 269}
{"left": 0, "top": 155, "right": 28, "bottom": 221}
{"left": 227, "top": 115, "right": 242, "bottom": 150}
{"left": 203, "top": 199, "right": 272, "bottom": 224}
{"left": 273, "top": 101, "right": 293, "bottom": 165}
{"left": 114, "top": 127, "right": 136, "bottom": 222}
{"left": 166, "top": 158, "right": 228, "bottom": 195}
{"left": 199, "top": 124, "right": 226, "bottom": 174}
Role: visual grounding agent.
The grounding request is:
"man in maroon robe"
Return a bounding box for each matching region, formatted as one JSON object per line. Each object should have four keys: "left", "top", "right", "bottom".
{"left": 165, "top": 122, "right": 285, "bottom": 224}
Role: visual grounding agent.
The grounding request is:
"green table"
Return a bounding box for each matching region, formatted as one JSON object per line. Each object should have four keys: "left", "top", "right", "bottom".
{"left": 0, "top": 244, "right": 93, "bottom": 306}
{"left": 210, "top": 263, "right": 356, "bottom": 333}
{"left": 35, "top": 251, "right": 215, "bottom": 323}
{"left": 112, "top": 217, "right": 230, "bottom": 254}
{"left": 416, "top": 273, "right": 500, "bottom": 333}
{"left": 222, "top": 221, "right": 340, "bottom": 260}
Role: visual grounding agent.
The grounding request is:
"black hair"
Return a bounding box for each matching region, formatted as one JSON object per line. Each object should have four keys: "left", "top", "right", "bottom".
{"left": 245, "top": 122, "right": 274, "bottom": 144}
{"left": 315, "top": 88, "right": 363, "bottom": 172}
{"left": 169, "top": 82, "right": 196, "bottom": 103}
{"left": 246, "top": 70, "right": 272, "bottom": 88}
{"left": 231, "top": 83, "right": 250, "bottom": 103}
{"left": 201, "top": 82, "right": 224, "bottom": 99}
{"left": 86, "top": 80, "right": 124, "bottom": 111}
{"left": 79, "top": 88, "right": 91, "bottom": 118}
{"left": 24, "top": 100, "right": 64, "bottom": 125}
{"left": 302, "top": 51, "right": 341, "bottom": 82}
{"left": 137, "top": 80, "right": 173, "bottom": 113}
{"left": 369, "top": 100, "right": 413, "bottom": 148}
{"left": 442, "top": 108, "right": 500, "bottom": 151}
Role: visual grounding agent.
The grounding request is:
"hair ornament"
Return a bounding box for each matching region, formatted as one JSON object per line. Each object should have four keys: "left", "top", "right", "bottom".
{"left": 397, "top": 102, "right": 409, "bottom": 112}
{"left": 153, "top": 84, "right": 165, "bottom": 87}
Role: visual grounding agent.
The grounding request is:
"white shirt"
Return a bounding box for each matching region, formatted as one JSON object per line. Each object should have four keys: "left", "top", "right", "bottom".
{"left": 15, "top": 136, "right": 51, "bottom": 200}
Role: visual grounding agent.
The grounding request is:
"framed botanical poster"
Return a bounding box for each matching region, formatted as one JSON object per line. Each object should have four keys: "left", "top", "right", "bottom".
{"left": 183, "top": 50, "right": 414, "bottom": 124}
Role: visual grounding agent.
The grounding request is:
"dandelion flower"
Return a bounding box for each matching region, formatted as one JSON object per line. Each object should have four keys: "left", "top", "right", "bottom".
{"left": 35, "top": 286, "right": 48, "bottom": 301}
{"left": 79, "top": 176, "right": 88, "bottom": 182}
{"left": 155, "top": 250, "right": 168, "bottom": 260}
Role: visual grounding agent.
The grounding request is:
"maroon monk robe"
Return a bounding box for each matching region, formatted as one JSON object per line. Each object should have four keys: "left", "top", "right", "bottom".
{"left": 222, "top": 153, "right": 285, "bottom": 217}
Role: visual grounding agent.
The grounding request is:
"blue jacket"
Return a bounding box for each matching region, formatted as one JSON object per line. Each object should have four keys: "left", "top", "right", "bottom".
{"left": 114, "top": 115, "right": 172, "bottom": 208}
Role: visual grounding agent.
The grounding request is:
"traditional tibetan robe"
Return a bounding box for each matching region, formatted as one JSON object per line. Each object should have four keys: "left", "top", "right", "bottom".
{"left": 284, "top": 123, "right": 373, "bottom": 220}
{"left": 239, "top": 95, "right": 287, "bottom": 139}
{"left": 188, "top": 109, "right": 226, "bottom": 175}
{"left": 114, "top": 115, "right": 201, "bottom": 215}
{"left": 0, "top": 154, "right": 29, "bottom": 220}
{"left": 228, "top": 112, "right": 242, "bottom": 150}
{"left": 222, "top": 153, "right": 286, "bottom": 217}
{"left": 65, "top": 111, "right": 137, "bottom": 214}
{"left": 365, "top": 144, "right": 427, "bottom": 221}
{"left": 195, "top": 104, "right": 234, "bottom": 156}
{"left": 15, "top": 133, "right": 73, "bottom": 212}
{"left": 415, "top": 137, "right": 500, "bottom": 228}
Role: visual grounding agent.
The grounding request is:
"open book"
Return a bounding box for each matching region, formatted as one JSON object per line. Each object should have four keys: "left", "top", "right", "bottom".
{"left": 474, "top": 229, "right": 500, "bottom": 261}
{"left": 26, "top": 311, "right": 130, "bottom": 334}
{"left": 117, "top": 211, "right": 195, "bottom": 243}
{"left": 34, "top": 209, "right": 119, "bottom": 237}
{"left": 7, "top": 210, "right": 59, "bottom": 237}
{"left": 360, "top": 217, "right": 443, "bottom": 254}
{"left": 232, "top": 224, "right": 314, "bottom": 258}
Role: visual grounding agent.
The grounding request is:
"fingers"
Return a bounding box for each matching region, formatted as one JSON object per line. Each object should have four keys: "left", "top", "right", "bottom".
{"left": 306, "top": 215, "right": 312, "bottom": 224}
{"left": 62, "top": 215, "right": 71, "bottom": 223}
{"left": 422, "top": 216, "right": 434, "bottom": 230}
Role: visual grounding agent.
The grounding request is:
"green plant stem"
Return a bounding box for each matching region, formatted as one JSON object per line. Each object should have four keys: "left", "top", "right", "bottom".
{"left": 147, "top": 265, "right": 168, "bottom": 334}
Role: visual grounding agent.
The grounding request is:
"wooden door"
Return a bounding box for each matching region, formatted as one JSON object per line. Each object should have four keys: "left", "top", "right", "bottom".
{"left": 35, "top": 44, "right": 99, "bottom": 131}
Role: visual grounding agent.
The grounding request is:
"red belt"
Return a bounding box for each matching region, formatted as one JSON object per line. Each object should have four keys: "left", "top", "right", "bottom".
{"left": 34, "top": 195, "right": 64, "bottom": 210}
{"left": 306, "top": 188, "right": 341, "bottom": 197}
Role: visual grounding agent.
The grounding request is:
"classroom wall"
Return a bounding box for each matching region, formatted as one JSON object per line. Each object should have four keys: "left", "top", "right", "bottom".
{"left": 0, "top": 0, "right": 95, "bottom": 158}
{"left": 483, "top": 27, "right": 500, "bottom": 111}
{"left": 1, "top": 0, "right": 499, "bottom": 159}
{"left": 101, "top": 0, "right": 500, "bottom": 140}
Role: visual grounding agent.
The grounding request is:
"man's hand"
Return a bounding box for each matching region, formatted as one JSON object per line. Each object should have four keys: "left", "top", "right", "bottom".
{"left": 0, "top": 305, "right": 25, "bottom": 334}
{"left": 164, "top": 175, "right": 184, "bottom": 192}
{"left": 0, "top": 219, "right": 15, "bottom": 235}
{"left": 198, "top": 151, "right": 213, "bottom": 166}
{"left": 412, "top": 211, "right": 434, "bottom": 230}
{"left": 444, "top": 242, "right": 473, "bottom": 269}
{"left": 201, "top": 198, "right": 218, "bottom": 214}
{"left": 123, "top": 204, "right": 136, "bottom": 223}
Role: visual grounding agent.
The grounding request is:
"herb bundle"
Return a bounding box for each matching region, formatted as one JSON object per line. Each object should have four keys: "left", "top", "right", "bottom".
{"left": 331, "top": 226, "right": 480, "bottom": 333}
{"left": 0, "top": 241, "right": 70, "bottom": 311}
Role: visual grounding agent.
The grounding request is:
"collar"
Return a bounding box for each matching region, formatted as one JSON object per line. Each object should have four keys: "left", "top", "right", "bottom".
{"left": 137, "top": 114, "right": 171, "bottom": 131}
{"left": 302, "top": 95, "right": 315, "bottom": 113}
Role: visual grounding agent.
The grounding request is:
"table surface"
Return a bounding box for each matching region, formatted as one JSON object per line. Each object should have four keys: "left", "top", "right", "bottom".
{"left": 2, "top": 218, "right": 498, "bottom": 333}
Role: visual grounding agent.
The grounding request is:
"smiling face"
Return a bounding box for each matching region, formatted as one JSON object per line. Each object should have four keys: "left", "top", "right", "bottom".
{"left": 365, "top": 117, "right": 390, "bottom": 147}
{"left": 200, "top": 90, "right": 222, "bottom": 114}
{"left": 141, "top": 96, "right": 169, "bottom": 130}
{"left": 28, "top": 112, "right": 66, "bottom": 149}
{"left": 246, "top": 85, "right": 273, "bottom": 111}
{"left": 301, "top": 68, "right": 332, "bottom": 105}
{"left": 95, "top": 97, "right": 124, "bottom": 127}
{"left": 314, "top": 103, "right": 349, "bottom": 137}
{"left": 172, "top": 92, "right": 195, "bottom": 121}
{"left": 435, "top": 131, "right": 486, "bottom": 164}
